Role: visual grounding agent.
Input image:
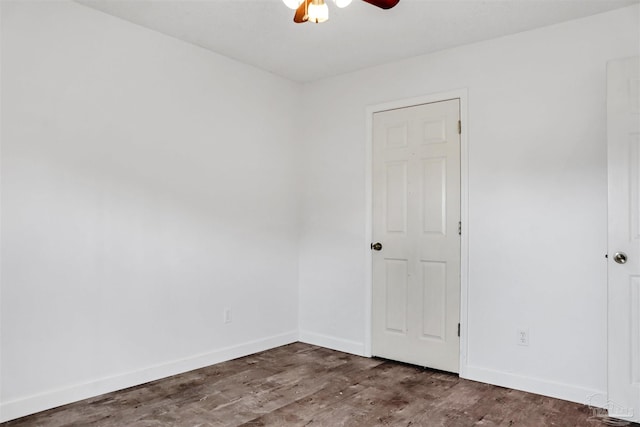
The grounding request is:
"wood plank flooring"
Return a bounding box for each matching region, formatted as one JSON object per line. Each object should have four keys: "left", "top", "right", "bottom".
{"left": 2, "top": 342, "right": 634, "bottom": 427}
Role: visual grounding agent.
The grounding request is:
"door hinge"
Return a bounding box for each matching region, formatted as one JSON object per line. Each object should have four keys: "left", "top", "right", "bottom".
{"left": 458, "top": 120, "right": 462, "bottom": 135}
{"left": 458, "top": 221, "right": 462, "bottom": 236}
{"left": 458, "top": 323, "right": 461, "bottom": 337}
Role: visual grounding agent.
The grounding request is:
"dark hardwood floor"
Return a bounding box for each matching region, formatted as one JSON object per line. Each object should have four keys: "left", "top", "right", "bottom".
{"left": 2, "top": 342, "right": 633, "bottom": 426}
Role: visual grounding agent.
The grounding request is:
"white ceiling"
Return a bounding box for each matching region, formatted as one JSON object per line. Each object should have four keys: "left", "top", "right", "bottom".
{"left": 76, "top": 0, "right": 638, "bottom": 82}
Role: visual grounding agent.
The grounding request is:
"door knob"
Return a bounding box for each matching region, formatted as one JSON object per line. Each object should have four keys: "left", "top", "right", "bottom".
{"left": 614, "top": 252, "right": 628, "bottom": 264}
{"left": 371, "top": 242, "right": 383, "bottom": 251}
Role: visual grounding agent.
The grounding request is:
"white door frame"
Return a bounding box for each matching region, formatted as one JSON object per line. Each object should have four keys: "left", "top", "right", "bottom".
{"left": 364, "top": 88, "right": 470, "bottom": 376}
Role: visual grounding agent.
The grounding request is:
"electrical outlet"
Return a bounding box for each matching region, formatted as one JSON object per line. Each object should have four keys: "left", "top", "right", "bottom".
{"left": 517, "top": 328, "right": 529, "bottom": 346}
{"left": 224, "top": 308, "right": 232, "bottom": 324}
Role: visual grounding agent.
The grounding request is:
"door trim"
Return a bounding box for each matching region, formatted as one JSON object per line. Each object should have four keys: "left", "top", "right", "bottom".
{"left": 364, "top": 89, "right": 469, "bottom": 376}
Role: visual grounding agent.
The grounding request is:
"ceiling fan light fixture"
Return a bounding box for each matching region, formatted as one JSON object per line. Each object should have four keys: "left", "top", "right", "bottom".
{"left": 308, "top": 0, "right": 329, "bottom": 23}
{"left": 333, "top": 0, "right": 352, "bottom": 8}
{"left": 283, "top": 0, "right": 303, "bottom": 10}
{"left": 291, "top": 0, "right": 398, "bottom": 24}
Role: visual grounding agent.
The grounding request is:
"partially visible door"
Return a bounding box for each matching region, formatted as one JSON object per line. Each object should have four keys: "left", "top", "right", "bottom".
{"left": 608, "top": 56, "right": 640, "bottom": 423}
{"left": 372, "top": 99, "right": 460, "bottom": 373}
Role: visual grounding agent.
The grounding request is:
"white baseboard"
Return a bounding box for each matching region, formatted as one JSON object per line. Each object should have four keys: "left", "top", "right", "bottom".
{"left": 0, "top": 330, "right": 298, "bottom": 423}
{"left": 298, "top": 330, "right": 365, "bottom": 356}
{"left": 463, "top": 364, "right": 606, "bottom": 408}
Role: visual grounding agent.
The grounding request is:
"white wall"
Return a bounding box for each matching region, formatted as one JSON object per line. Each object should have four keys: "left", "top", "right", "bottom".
{"left": 298, "top": 5, "right": 640, "bottom": 404}
{"left": 0, "top": 1, "right": 301, "bottom": 421}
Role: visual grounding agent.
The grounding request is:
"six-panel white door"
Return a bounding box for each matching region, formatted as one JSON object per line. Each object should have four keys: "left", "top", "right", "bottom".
{"left": 372, "top": 99, "right": 461, "bottom": 372}
{"left": 608, "top": 56, "right": 640, "bottom": 423}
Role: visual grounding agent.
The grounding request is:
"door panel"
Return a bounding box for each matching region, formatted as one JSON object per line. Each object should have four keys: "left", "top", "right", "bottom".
{"left": 422, "top": 157, "right": 447, "bottom": 235}
{"left": 421, "top": 260, "right": 447, "bottom": 340}
{"left": 632, "top": 133, "right": 639, "bottom": 240}
{"left": 385, "top": 161, "right": 408, "bottom": 233}
{"left": 632, "top": 277, "right": 640, "bottom": 385}
{"left": 372, "top": 99, "right": 460, "bottom": 372}
{"left": 608, "top": 56, "right": 640, "bottom": 423}
{"left": 384, "top": 259, "right": 409, "bottom": 334}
